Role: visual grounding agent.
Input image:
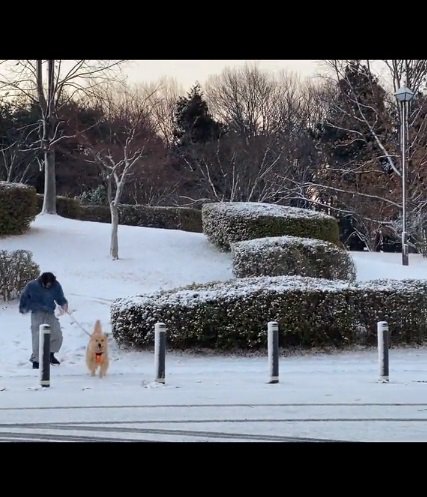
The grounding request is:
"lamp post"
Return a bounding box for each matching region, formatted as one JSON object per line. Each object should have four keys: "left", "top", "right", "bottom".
{"left": 394, "top": 85, "right": 414, "bottom": 266}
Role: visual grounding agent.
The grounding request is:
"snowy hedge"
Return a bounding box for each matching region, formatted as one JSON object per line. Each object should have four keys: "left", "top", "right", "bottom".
{"left": 111, "top": 277, "right": 427, "bottom": 350}
{"left": 0, "top": 250, "right": 40, "bottom": 301}
{"left": 231, "top": 235, "right": 356, "bottom": 281}
{"left": 202, "top": 202, "right": 340, "bottom": 251}
{"left": 0, "top": 182, "right": 38, "bottom": 235}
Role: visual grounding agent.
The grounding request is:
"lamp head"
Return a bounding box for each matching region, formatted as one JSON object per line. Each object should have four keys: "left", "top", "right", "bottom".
{"left": 395, "top": 86, "right": 415, "bottom": 103}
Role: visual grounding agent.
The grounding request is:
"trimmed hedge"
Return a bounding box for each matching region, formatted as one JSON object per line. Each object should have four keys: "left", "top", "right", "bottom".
{"left": 36, "top": 195, "right": 202, "bottom": 233}
{"left": 0, "top": 249, "right": 40, "bottom": 301}
{"left": 36, "top": 194, "right": 81, "bottom": 218}
{"left": 175, "top": 206, "right": 203, "bottom": 233}
{"left": 0, "top": 182, "right": 38, "bottom": 235}
{"left": 79, "top": 205, "right": 110, "bottom": 223}
{"left": 202, "top": 202, "right": 340, "bottom": 251}
{"left": 118, "top": 205, "right": 202, "bottom": 232}
{"left": 231, "top": 235, "right": 356, "bottom": 281}
{"left": 111, "top": 277, "right": 427, "bottom": 350}
{"left": 79, "top": 204, "right": 202, "bottom": 232}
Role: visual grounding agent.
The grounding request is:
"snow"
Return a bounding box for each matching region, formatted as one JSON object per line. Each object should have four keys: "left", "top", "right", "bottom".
{"left": 0, "top": 181, "right": 31, "bottom": 191}
{"left": 203, "top": 201, "right": 334, "bottom": 220}
{"left": 117, "top": 275, "right": 351, "bottom": 309}
{"left": 1, "top": 214, "right": 427, "bottom": 441}
{"left": 352, "top": 251, "right": 427, "bottom": 282}
{"left": 232, "top": 234, "right": 336, "bottom": 249}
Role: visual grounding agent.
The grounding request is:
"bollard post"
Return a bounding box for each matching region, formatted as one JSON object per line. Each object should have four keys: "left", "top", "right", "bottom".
{"left": 154, "top": 322, "right": 166, "bottom": 384}
{"left": 39, "top": 324, "right": 51, "bottom": 388}
{"left": 377, "top": 321, "right": 389, "bottom": 383}
{"left": 267, "top": 321, "right": 279, "bottom": 384}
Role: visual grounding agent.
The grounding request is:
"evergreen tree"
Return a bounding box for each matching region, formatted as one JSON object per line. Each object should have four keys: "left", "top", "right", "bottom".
{"left": 173, "top": 84, "right": 224, "bottom": 146}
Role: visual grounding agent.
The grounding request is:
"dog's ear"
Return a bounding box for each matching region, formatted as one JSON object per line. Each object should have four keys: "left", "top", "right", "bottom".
{"left": 93, "top": 320, "right": 103, "bottom": 336}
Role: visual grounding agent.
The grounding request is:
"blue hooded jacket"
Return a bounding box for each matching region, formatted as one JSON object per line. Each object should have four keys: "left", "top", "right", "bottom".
{"left": 19, "top": 277, "right": 68, "bottom": 314}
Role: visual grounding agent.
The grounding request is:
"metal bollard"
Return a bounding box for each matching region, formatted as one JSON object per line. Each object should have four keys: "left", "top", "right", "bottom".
{"left": 377, "top": 321, "right": 389, "bottom": 383}
{"left": 267, "top": 321, "right": 279, "bottom": 384}
{"left": 39, "top": 324, "right": 51, "bottom": 388}
{"left": 154, "top": 322, "right": 166, "bottom": 384}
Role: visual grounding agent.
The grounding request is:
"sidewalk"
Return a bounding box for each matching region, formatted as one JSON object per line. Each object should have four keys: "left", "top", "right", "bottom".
{"left": 0, "top": 348, "right": 426, "bottom": 441}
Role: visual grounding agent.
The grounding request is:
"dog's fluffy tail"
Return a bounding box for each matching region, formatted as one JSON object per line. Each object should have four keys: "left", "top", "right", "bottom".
{"left": 93, "top": 319, "right": 103, "bottom": 336}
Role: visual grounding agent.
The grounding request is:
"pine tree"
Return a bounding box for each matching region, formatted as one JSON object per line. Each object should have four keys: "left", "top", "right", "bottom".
{"left": 173, "top": 84, "right": 224, "bottom": 146}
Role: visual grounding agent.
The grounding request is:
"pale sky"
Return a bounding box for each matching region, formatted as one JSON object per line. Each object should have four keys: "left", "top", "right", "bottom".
{"left": 123, "top": 60, "right": 322, "bottom": 90}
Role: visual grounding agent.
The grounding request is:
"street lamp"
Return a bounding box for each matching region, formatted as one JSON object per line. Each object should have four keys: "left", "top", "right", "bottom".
{"left": 394, "top": 85, "right": 415, "bottom": 266}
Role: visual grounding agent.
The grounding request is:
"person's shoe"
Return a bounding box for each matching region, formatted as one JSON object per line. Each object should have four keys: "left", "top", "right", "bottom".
{"left": 50, "top": 353, "right": 60, "bottom": 365}
{"left": 32, "top": 361, "right": 39, "bottom": 369}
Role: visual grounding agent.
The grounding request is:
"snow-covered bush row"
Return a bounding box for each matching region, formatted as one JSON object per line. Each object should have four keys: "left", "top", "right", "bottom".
{"left": 0, "top": 182, "right": 38, "bottom": 235}
{"left": 111, "top": 276, "right": 427, "bottom": 350}
{"left": 231, "top": 235, "right": 356, "bottom": 281}
{"left": 202, "top": 202, "right": 340, "bottom": 251}
{"left": 36, "top": 194, "right": 202, "bottom": 233}
{"left": 0, "top": 249, "right": 40, "bottom": 301}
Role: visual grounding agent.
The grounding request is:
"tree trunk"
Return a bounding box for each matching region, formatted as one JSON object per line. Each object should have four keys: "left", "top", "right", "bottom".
{"left": 41, "top": 149, "right": 56, "bottom": 214}
{"left": 110, "top": 201, "right": 119, "bottom": 260}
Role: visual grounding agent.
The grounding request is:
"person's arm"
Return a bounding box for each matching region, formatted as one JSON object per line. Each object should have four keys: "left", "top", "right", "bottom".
{"left": 19, "top": 284, "right": 31, "bottom": 313}
{"left": 54, "top": 282, "right": 68, "bottom": 312}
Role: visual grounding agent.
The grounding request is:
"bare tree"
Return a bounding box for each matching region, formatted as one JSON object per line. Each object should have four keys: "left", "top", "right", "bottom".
{"left": 382, "top": 59, "right": 427, "bottom": 95}
{"left": 80, "top": 84, "right": 155, "bottom": 260}
{"left": 177, "top": 65, "right": 317, "bottom": 205}
{"left": 138, "top": 77, "right": 184, "bottom": 148}
{"left": 0, "top": 142, "right": 38, "bottom": 183}
{"left": 0, "top": 97, "right": 41, "bottom": 183}
{"left": 206, "top": 63, "right": 283, "bottom": 137}
{"left": 0, "top": 60, "right": 124, "bottom": 214}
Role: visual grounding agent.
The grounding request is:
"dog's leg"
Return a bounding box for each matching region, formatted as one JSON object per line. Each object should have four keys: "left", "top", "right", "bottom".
{"left": 100, "top": 358, "right": 109, "bottom": 378}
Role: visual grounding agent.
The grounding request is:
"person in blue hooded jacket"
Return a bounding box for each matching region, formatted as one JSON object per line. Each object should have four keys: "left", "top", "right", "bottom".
{"left": 19, "top": 272, "right": 68, "bottom": 369}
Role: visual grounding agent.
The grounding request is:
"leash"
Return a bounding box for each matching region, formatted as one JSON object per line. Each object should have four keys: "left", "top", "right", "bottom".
{"left": 66, "top": 310, "right": 92, "bottom": 336}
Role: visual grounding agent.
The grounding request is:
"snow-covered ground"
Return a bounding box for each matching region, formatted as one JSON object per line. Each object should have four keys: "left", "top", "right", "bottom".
{"left": 1, "top": 214, "right": 427, "bottom": 442}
